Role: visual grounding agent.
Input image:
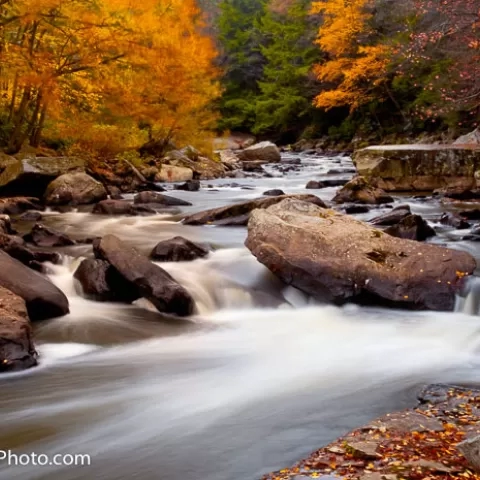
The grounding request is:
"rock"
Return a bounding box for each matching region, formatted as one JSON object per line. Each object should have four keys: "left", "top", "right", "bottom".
{"left": 345, "top": 205, "right": 371, "bottom": 214}
{"left": 155, "top": 165, "right": 194, "bottom": 183}
{"left": 0, "top": 197, "right": 43, "bottom": 215}
{"left": 440, "top": 213, "right": 471, "bottom": 229}
{"left": 353, "top": 144, "right": 480, "bottom": 192}
{"left": 242, "top": 161, "right": 266, "bottom": 172}
{"left": 384, "top": 215, "right": 436, "bottom": 241}
{"left": 328, "top": 167, "right": 357, "bottom": 174}
{"left": 161, "top": 150, "right": 226, "bottom": 180}
{"left": 458, "top": 435, "right": 480, "bottom": 472}
{"left": 322, "top": 179, "right": 350, "bottom": 187}
{"left": 404, "top": 459, "right": 454, "bottom": 473}
{"left": 367, "top": 410, "right": 444, "bottom": 433}
{"left": 44, "top": 172, "right": 107, "bottom": 206}
{"left": 18, "top": 211, "right": 43, "bottom": 222}
{"left": 333, "top": 177, "right": 394, "bottom": 205}
{"left": 92, "top": 200, "right": 157, "bottom": 216}
{"left": 73, "top": 259, "right": 140, "bottom": 303}
{"left": 93, "top": 235, "right": 195, "bottom": 316}
{"left": 460, "top": 209, "right": 480, "bottom": 220}
{"left": 263, "top": 189, "right": 285, "bottom": 196}
{"left": 345, "top": 441, "right": 381, "bottom": 459}
{"left": 0, "top": 155, "right": 85, "bottom": 197}
{"left": 0, "top": 215, "right": 14, "bottom": 234}
{"left": 24, "top": 223, "right": 76, "bottom": 247}
{"left": 306, "top": 180, "right": 325, "bottom": 189}
{"left": 140, "top": 166, "right": 159, "bottom": 181}
{"left": 218, "top": 150, "right": 241, "bottom": 170}
{"left": 1, "top": 237, "right": 60, "bottom": 272}
{"left": 370, "top": 205, "right": 411, "bottom": 226}
{"left": 454, "top": 128, "right": 480, "bottom": 145}
{"left": 0, "top": 286, "right": 37, "bottom": 372}
{"left": 213, "top": 134, "right": 255, "bottom": 151}
{"left": 281, "top": 158, "right": 301, "bottom": 165}
{"left": 133, "top": 191, "right": 192, "bottom": 206}
{"left": 0, "top": 250, "right": 69, "bottom": 320}
{"left": 174, "top": 180, "right": 201, "bottom": 192}
{"left": 150, "top": 237, "right": 209, "bottom": 262}
{"left": 236, "top": 141, "right": 281, "bottom": 163}
{"left": 435, "top": 185, "right": 480, "bottom": 201}
{"left": 183, "top": 194, "right": 327, "bottom": 227}
{"left": 107, "top": 185, "right": 124, "bottom": 199}
{"left": 245, "top": 198, "right": 476, "bottom": 311}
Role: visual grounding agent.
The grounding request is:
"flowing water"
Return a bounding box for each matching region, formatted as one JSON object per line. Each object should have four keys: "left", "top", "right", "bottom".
{"left": 1, "top": 153, "right": 480, "bottom": 480}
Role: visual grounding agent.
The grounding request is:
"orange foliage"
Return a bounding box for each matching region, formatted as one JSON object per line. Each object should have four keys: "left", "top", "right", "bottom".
{"left": 311, "top": 0, "right": 390, "bottom": 112}
{"left": 0, "top": 0, "right": 220, "bottom": 154}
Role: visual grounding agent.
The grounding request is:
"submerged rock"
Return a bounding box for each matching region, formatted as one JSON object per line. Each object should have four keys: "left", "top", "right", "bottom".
{"left": 93, "top": 235, "right": 195, "bottom": 316}
{"left": 333, "top": 176, "right": 394, "bottom": 205}
{"left": 150, "top": 237, "right": 209, "bottom": 262}
{"left": 246, "top": 198, "right": 475, "bottom": 311}
{"left": 0, "top": 250, "right": 69, "bottom": 320}
{"left": 183, "top": 194, "right": 327, "bottom": 226}
{"left": 0, "top": 286, "right": 37, "bottom": 372}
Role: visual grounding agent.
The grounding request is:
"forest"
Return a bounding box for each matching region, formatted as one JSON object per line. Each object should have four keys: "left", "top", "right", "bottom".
{"left": 0, "top": 0, "right": 478, "bottom": 156}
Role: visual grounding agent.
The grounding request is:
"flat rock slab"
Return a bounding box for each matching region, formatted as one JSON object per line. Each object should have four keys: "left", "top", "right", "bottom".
{"left": 183, "top": 194, "right": 327, "bottom": 226}
{"left": 354, "top": 144, "right": 480, "bottom": 192}
{"left": 246, "top": 198, "right": 476, "bottom": 311}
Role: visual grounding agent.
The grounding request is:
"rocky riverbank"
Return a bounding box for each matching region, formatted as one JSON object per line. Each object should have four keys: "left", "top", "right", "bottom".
{"left": 262, "top": 384, "right": 480, "bottom": 480}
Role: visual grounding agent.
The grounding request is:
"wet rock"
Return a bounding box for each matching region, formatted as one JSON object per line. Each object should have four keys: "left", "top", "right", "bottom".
{"left": 436, "top": 185, "right": 480, "bottom": 201}
{"left": 245, "top": 198, "right": 476, "bottom": 311}
{"left": 93, "top": 235, "right": 195, "bottom": 316}
{"left": 0, "top": 215, "right": 14, "bottom": 234}
{"left": 133, "top": 191, "right": 192, "bottom": 206}
{"left": 344, "top": 205, "right": 371, "bottom": 215}
{"left": 333, "top": 177, "right": 394, "bottom": 205}
{"left": 281, "top": 158, "right": 301, "bottom": 165}
{"left": 0, "top": 286, "right": 37, "bottom": 372}
{"left": 92, "top": 200, "right": 157, "bottom": 216}
{"left": 242, "top": 161, "right": 265, "bottom": 173}
{"left": 107, "top": 185, "right": 124, "bottom": 199}
{"left": 236, "top": 141, "right": 281, "bottom": 163}
{"left": 0, "top": 250, "right": 69, "bottom": 320}
{"left": 24, "top": 223, "right": 76, "bottom": 247}
{"left": 440, "top": 212, "right": 471, "bottom": 229}
{"left": 150, "top": 237, "right": 209, "bottom": 262}
{"left": 306, "top": 180, "right": 324, "bottom": 189}
{"left": 370, "top": 205, "right": 411, "bottom": 226}
{"left": 18, "top": 211, "right": 43, "bottom": 222}
{"left": 462, "top": 225, "right": 480, "bottom": 241}
{"left": 74, "top": 258, "right": 140, "bottom": 303}
{"left": 0, "top": 197, "right": 43, "bottom": 215}
{"left": 183, "top": 194, "right": 327, "bottom": 227}
{"left": 218, "top": 150, "right": 241, "bottom": 170}
{"left": 263, "top": 189, "right": 285, "bottom": 196}
{"left": 328, "top": 167, "right": 357, "bottom": 174}
{"left": 460, "top": 209, "right": 480, "bottom": 221}
{"left": 44, "top": 172, "right": 107, "bottom": 206}
{"left": 174, "top": 180, "right": 201, "bottom": 192}
{"left": 0, "top": 154, "right": 85, "bottom": 198}
{"left": 384, "top": 215, "right": 436, "bottom": 241}
{"left": 322, "top": 179, "right": 350, "bottom": 187}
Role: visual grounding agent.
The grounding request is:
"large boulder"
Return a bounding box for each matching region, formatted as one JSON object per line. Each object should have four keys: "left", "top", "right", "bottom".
{"left": 333, "top": 176, "right": 394, "bottom": 205}
{"left": 44, "top": 173, "right": 107, "bottom": 206}
{"left": 0, "top": 250, "right": 69, "bottom": 320}
{"left": 161, "top": 150, "right": 226, "bottom": 180}
{"left": 217, "top": 150, "right": 241, "bottom": 171}
{"left": 353, "top": 145, "right": 480, "bottom": 192}
{"left": 93, "top": 235, "right": 195, "bottom": 316}
{"left": 245, "top": 199, "right": 476, "bottom": 311}
{"left": 0, "top": 197, "right": 43, "bottom": 215}
{"left": 74, "top": 258, "right": 140, "bottom": 303}
{"left": 183, "top": 194, "right": 327, "bottom": 226}
{"left": 150, "top": 237, "right": 209, "bottom": 262}
{"left": 0, "top": 155, "right": 85, "bottom": 197}
{"left": 236, "top": 141, "right": 281, "bottom": 163}
{"left": 155, "top": 165, "right": 194, "bottom": 183}
{"left": 0, "top": 286, "right": 37, "bottom": 372}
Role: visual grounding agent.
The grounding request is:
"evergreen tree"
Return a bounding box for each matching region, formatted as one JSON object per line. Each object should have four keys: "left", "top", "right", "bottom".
{"left": 217, "top": 0, "right": 267, "bottom": 132}
{"left": 254, "top": 0, "right": 321, "bottom": 139}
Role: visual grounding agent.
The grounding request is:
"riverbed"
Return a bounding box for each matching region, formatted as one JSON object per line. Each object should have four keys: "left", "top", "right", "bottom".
{"left": 1, "top": 153, "right": 480, "bottom": 480}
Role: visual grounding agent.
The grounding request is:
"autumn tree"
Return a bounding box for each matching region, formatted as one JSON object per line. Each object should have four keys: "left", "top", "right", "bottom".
{"left": 311, "top": 0, "right": 390, "bottom": 112}
{"left": 0, "top": 0, "right": 220, "bottom": 154}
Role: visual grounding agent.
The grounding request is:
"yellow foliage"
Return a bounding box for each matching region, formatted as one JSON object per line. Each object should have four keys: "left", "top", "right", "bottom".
{"left": 311, "top": 0, "right": 390, "bottom": 112}
{"left": 0, "top": 0, "right": 220, "bottom": 154}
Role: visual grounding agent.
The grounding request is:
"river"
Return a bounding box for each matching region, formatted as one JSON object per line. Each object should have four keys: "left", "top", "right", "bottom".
{"left": 1, "top": 153, "right": 480, "bottom": 480}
